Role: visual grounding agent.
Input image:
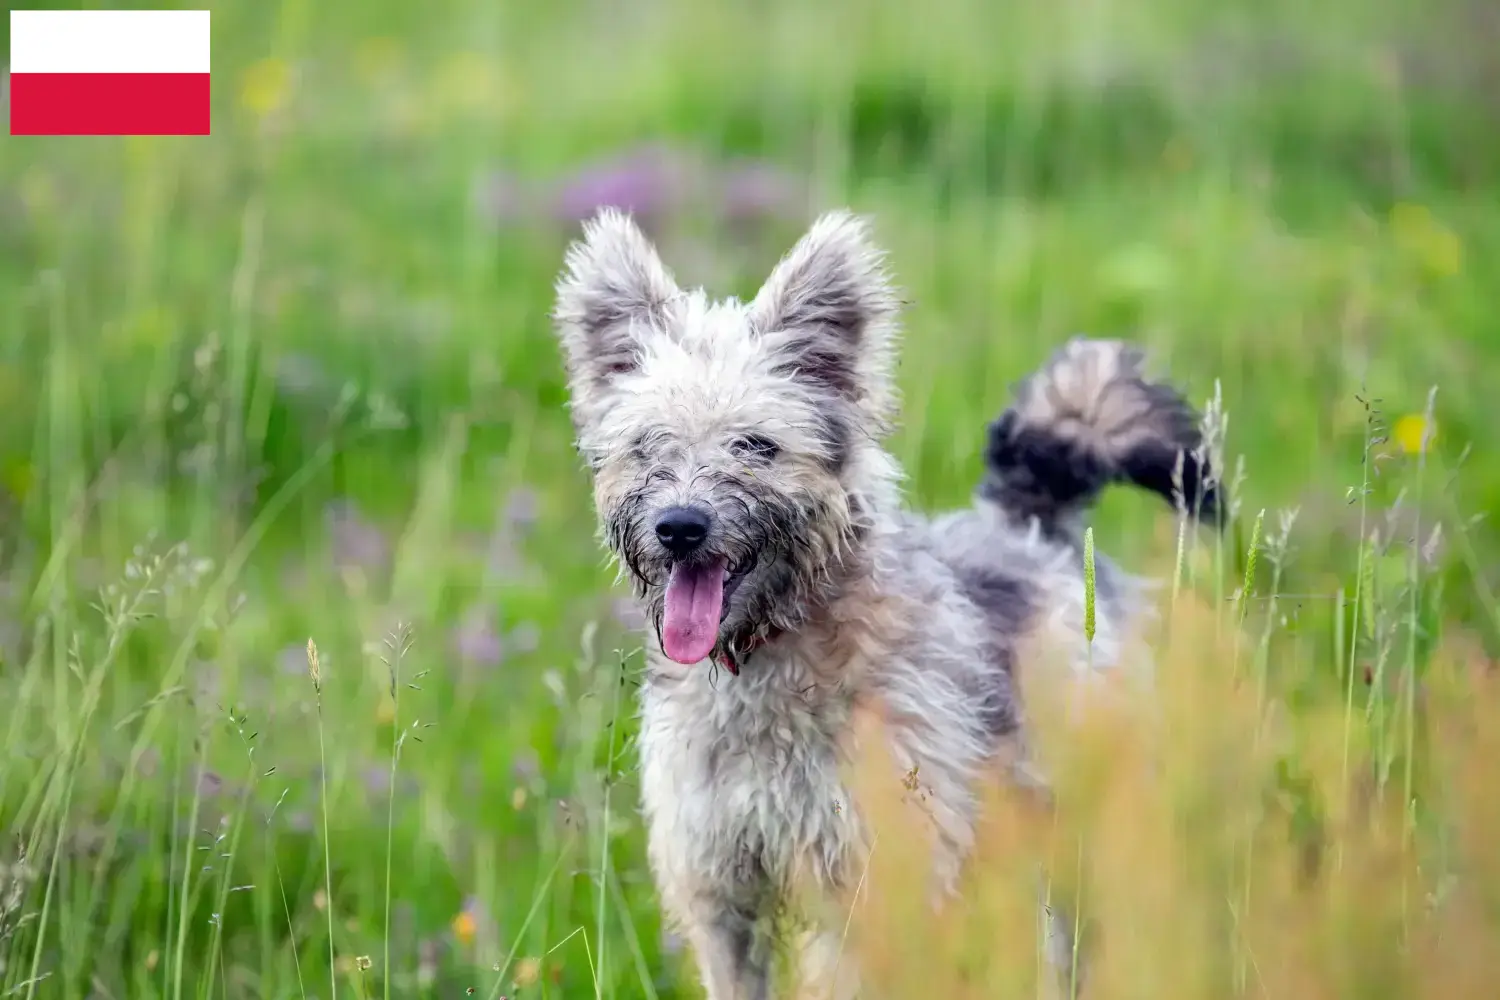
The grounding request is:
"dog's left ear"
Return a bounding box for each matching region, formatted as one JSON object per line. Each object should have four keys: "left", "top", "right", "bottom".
{"left": 749, "top": 211, "right": 899, "bottom": 409}
{"left": 553, "top": 209, "right": 682, "bottom": 396}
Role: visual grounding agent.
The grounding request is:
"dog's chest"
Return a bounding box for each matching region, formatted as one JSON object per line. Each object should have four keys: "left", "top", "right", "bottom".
{"left": 639, "top": 664, "right": 863, "bottom": 891}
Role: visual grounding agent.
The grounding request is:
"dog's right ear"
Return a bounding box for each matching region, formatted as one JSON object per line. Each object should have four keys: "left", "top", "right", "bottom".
{"left": 553, "top": 210, "right": 681, "bottom": 394}
{"left": 748, "top": 211, "right": 899, "bottom": 425}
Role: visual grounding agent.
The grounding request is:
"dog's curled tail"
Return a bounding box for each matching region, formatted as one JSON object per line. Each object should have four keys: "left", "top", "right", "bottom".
{"left": 979, "top": 337, "right": 1220, "bottom": 533}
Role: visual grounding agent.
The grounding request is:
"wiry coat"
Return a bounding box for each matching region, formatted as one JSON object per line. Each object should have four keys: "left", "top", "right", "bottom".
{"left": 552, "top": 210, "right": 1217, "bottom": 999}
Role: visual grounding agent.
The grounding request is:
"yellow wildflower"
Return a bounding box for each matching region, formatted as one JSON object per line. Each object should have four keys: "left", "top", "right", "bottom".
{"left": 241, "top": 57, "right": 292, "bottom": 118}
{"left": 452, "top": 909, "right": 477, "bottom": 945}
{"left": 1392, "top": 413, "right": 1436, "bottom": 455}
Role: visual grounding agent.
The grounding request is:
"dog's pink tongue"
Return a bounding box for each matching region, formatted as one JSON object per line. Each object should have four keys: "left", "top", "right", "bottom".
{"left": 662, "top": 560, "right": 727, "bottom": 664}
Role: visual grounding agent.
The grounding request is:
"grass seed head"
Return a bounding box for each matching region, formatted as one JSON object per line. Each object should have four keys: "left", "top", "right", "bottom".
{"left": 307, "top": 637, "right": 322, "bottom": 692}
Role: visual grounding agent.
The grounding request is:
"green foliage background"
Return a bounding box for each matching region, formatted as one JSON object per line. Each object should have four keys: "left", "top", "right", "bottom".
{"left": 2, "top": 0, "right": 1497, "bottom": 996}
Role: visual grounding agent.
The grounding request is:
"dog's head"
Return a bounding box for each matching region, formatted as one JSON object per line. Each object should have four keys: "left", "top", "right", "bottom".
{"left": 553, "top": 209, "right": 901, "bottom": 667}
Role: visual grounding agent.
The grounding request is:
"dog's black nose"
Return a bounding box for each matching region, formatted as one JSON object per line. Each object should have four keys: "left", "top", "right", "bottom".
{"left": 655, "top": 507, "right": 711, "bottom": 557}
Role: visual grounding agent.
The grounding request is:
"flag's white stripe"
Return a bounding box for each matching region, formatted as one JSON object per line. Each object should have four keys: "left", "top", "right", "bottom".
{"left": 9, "top": 10, "right": 210, "bottom": 74}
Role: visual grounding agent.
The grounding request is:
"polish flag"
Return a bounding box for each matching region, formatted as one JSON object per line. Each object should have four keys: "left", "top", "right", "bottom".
{"left": 9, "top": 10, "right": 211, "bottom": 136}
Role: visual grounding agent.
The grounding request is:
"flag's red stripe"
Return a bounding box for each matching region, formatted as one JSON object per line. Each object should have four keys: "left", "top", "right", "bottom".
{"left": 9, "top": 73, "right": 210, "bottom": 136}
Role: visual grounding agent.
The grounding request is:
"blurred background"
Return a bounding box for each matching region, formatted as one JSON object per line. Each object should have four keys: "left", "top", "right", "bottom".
{"left": 2, "top": 0, "right": 1499, "bottom": 997}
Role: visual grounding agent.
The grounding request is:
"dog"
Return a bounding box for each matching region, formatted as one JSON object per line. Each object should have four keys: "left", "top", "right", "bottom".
{"left": 551, "top": 209, "right": 1217, "bottom": 998}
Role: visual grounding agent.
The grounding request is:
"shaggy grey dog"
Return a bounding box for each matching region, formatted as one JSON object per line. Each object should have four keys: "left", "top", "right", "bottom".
{"left": 552, "top": 209, "right": 1217, "bottom": 999}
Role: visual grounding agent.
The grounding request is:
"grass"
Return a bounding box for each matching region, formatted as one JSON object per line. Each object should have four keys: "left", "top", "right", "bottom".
{"left": 843, "top": 594, "right": 1500, "bottom": 1000}
{"left": 2, "top": 0, "right": 1499, "bottom": 996}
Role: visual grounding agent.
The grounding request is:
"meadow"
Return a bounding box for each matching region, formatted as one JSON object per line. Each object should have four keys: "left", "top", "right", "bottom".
{"left": 2, "top": 0, "right": 1499, "bottom": 996}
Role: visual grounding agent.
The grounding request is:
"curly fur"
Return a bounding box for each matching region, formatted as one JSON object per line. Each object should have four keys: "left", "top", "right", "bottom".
{"left": 552, "top": 209, "right": 1215, "bottom": 999}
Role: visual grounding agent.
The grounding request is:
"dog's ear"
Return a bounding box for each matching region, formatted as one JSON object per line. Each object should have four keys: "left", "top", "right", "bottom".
{"left": 749, "top": 211, "right": 899, "bottom": 410}
{"left": 553, "top": 210, "right": 681, "bottom": 394}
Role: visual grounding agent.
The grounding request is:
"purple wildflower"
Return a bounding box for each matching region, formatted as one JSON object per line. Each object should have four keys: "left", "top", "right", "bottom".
{"left": 325, "top": 499, "right": 390, "bottom": 577}
{"left": 453, "top": 604, "right": 504, "bottom": 667}
{"left": 549, "top": 143, "right": 700, "bottom": 227}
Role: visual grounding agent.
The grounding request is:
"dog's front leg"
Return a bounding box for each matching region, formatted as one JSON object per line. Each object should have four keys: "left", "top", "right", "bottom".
{"left": 677, "top": 884, "right": 777, "bottom": 1000}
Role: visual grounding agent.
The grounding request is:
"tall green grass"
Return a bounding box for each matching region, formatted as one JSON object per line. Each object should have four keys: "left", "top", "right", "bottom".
{"left": 2, "top": 0, "right": 1498, "bottom": 996}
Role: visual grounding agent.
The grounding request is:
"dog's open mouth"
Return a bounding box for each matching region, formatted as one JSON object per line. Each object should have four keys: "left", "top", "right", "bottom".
{"left": 661, "top": 554, "right": 757, "bottom": 665}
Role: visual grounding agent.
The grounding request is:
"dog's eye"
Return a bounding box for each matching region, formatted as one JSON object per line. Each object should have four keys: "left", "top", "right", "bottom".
{"left": 730, "top": 435, "right": 780, "bottom": 461}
